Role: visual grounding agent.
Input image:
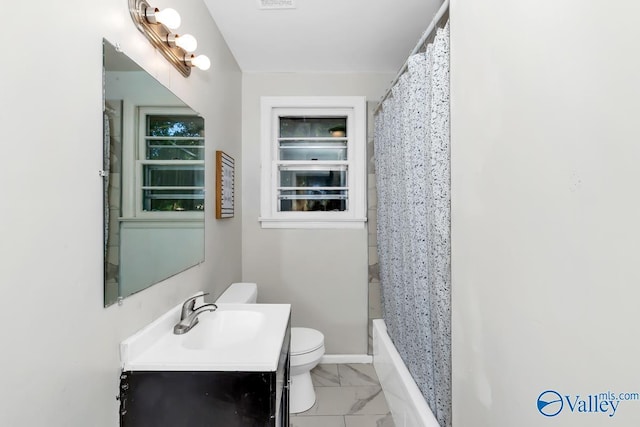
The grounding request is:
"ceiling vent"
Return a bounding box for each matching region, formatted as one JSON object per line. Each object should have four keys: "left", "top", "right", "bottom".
{"left": 258, "top": 0, "right": 296, "bottom": 10}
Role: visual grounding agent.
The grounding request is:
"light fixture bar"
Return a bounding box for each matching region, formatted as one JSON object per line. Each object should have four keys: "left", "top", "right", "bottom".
{"left": 129, "top": 0, "right": 191, "bottom": 76}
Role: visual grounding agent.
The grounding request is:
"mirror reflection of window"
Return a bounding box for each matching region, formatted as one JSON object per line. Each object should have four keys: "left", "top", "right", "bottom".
{"left": 139, "top": 109, "right": 205, "bottom": 213}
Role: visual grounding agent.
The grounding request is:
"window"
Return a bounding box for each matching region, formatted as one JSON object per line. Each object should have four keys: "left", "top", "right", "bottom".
{"left": 260, "top": 97, "right": 367, "bottom": 228}
{"left": 136, "top": 107, "right": 205, "bottom": 217}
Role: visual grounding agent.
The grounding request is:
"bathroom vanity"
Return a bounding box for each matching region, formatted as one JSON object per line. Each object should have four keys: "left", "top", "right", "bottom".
{"left": 119, "top": 299, "right": 291, "bottom": 427}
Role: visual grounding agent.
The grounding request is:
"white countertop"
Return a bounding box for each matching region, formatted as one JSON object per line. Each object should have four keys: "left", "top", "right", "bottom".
{"left": 121, "top": 297, "right": 291, "bottom": 372}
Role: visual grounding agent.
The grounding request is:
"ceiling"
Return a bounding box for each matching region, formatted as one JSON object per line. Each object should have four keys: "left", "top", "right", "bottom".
{"left": 203, "top": 0, "right": 443, "bottom": 73}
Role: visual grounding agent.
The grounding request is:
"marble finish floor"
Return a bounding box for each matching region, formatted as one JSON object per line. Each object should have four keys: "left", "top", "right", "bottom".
{"left": 290, "top": 364, "right": 395, "bottom": 427}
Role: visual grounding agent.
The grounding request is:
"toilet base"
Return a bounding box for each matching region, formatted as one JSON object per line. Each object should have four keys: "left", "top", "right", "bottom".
{"left": 289, "top": 370, "right": 316, "bottom": 413}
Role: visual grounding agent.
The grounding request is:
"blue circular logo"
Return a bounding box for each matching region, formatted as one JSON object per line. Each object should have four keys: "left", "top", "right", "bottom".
{"left": 537, "top": 390, "right": 563, "bottom": 417}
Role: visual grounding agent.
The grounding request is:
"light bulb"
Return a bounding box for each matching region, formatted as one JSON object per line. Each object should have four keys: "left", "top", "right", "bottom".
{"left": 190, "top": 54, "right": 211, "bottom": 71}
{"left": 175, "top": 34, "right": 197, "bottom": 53}
{"left": 155, "top": 8, "right": 181, "bottom": 29}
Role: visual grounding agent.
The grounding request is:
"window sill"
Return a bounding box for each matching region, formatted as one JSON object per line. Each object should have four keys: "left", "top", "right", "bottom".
{"left": 120, "top": 217, "right": 204, "bottom": 229}
{"left": 259, "top": 217, "right": 367, "bottom": 229}
{"left": 123, "top": 212, "right": 204, "bottom": 221}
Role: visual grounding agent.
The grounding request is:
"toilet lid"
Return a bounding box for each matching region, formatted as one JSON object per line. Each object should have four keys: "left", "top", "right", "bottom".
{"left": 291, "top": 327, "right": 324, "bottom": 355}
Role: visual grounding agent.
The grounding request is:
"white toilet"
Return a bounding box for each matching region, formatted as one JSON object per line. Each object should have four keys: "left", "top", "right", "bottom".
{"left": 216, "top": 282, "right": 325, "bottom": 414}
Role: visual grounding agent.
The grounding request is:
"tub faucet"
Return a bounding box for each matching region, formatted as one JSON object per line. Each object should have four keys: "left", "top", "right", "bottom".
{"left": 173, "top": 294, "right": 218, "bottom": 335}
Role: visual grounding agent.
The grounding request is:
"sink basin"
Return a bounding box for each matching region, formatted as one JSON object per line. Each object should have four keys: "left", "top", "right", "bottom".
{"left": 181, "top": 310, "right": 265, "bottom": 350}
{"left": 120, "top": 298, "right": 291, "bottom": 372}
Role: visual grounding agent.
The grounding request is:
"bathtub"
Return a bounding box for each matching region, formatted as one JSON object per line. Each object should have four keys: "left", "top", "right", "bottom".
{"left": 372, "top": 319, "right": 440, "bottom": 427}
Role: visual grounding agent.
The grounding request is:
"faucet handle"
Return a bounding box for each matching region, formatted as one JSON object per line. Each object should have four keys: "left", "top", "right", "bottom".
{"left": 180, "top": 293, "right": 210, "bottom": 320}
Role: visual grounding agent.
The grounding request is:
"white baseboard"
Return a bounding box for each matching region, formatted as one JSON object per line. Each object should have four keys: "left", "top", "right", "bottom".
{"left": 320, "top": 354, "right": 373, "bottom": 364}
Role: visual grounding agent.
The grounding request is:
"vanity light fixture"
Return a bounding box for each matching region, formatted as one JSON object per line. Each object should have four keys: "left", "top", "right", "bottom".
{"left": 129, "top": 0, "right": 211, "bottom": 77}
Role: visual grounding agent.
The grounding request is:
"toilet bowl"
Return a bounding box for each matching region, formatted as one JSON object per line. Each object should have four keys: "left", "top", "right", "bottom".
{"left": 216, "top": 283, "right": 325, "bottom": 414}
{"left": 289, "top": 327, "right": 325, "bottom": 413}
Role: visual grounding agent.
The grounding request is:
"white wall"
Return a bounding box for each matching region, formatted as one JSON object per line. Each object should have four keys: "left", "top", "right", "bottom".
{"left": 451, "top": 1, "right": 640, "bottom": 425}
{"left": 241, "top": 73, "right": 392, "bottom": 354}
{"left": 0, "top": 0, "right": 241, "bottom": 425}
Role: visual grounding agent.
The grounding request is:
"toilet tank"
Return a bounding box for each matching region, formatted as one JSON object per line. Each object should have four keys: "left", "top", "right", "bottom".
{"left": 216, "top": 282, "right": 258, "bottom": 304}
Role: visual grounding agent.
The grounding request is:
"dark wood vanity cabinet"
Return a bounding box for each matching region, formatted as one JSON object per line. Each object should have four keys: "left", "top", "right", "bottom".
{"left": 119, "top": 326, "right": 290, "bottom": 427}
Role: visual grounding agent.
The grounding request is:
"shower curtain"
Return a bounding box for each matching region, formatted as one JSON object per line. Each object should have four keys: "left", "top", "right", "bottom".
{"left": 103, "top": 112, "right": 111, "bottom": 257}
{"left": 374, "top": 22, "right": 451, "bottom": 427}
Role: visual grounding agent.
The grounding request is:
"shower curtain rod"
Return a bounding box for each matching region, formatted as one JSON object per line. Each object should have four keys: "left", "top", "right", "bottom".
{"left": 374, "top": 0, "right": 450, "bottom": 113}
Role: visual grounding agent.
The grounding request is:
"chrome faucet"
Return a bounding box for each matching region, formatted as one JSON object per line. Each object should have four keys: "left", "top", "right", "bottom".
{"left": 173, "top": 294, "right": 218, "bottom": 335}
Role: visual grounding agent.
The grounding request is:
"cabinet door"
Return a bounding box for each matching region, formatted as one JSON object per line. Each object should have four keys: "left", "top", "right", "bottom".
{"left": 120, "top": 371, "right": 274, "bottom": 427}
{"left": 275, "top": 324, "right": 291, "bottom": 426}
{"left": 278, "top": 353, "right": 290, "bottom": 427}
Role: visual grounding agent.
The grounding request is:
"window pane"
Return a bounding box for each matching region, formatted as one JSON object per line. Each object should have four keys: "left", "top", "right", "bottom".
{"left": 146, "top": 140, "right": 204, "bottom": 160}
{"left": 144, "top": 164, "right": 204, "bottom": 187}
{"left": 278, "top": 190, "right": 347, "bottom": 212}
{"left": 279, "top": 117, "right": 347, "bottom": 138}
{"left": 279, "top": 140, "right": 346, "bottom": 161}
{"left": 147, "top": 115, "right": 204, "bottom": 137}
{"left": 279, "top": 167, "right": 347, "bottom": 188}
{"left": 143, "top": 189, "right": 205, "bottom": 212}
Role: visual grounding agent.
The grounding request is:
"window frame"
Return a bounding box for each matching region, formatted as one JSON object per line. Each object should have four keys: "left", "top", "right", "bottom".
{"left": 260, "top": 96, "right": 367, "bottom": 229}
{"left": 134, "top": 106, "right": 205, "bottom": 220}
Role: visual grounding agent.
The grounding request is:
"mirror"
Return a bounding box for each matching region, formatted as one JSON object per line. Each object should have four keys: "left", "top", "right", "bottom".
{"left": 103, "top": 39, "right": 205, "bottom": 307}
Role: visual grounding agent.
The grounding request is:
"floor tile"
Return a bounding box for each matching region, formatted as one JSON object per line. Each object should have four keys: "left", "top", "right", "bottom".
{"left": 338, "top": 364, "right": 380, "bottom": 386}
{"left": 290, "top": 415, "right": 345, "bottom": 427}
{"left": 303, "top": 386, "right": 389, "bottom": 416}
{"left": 311, "top": 364, "right": 340, "bottom": 387}
{"left": 344, "top": 413, "right": 395, "bottom": 427}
